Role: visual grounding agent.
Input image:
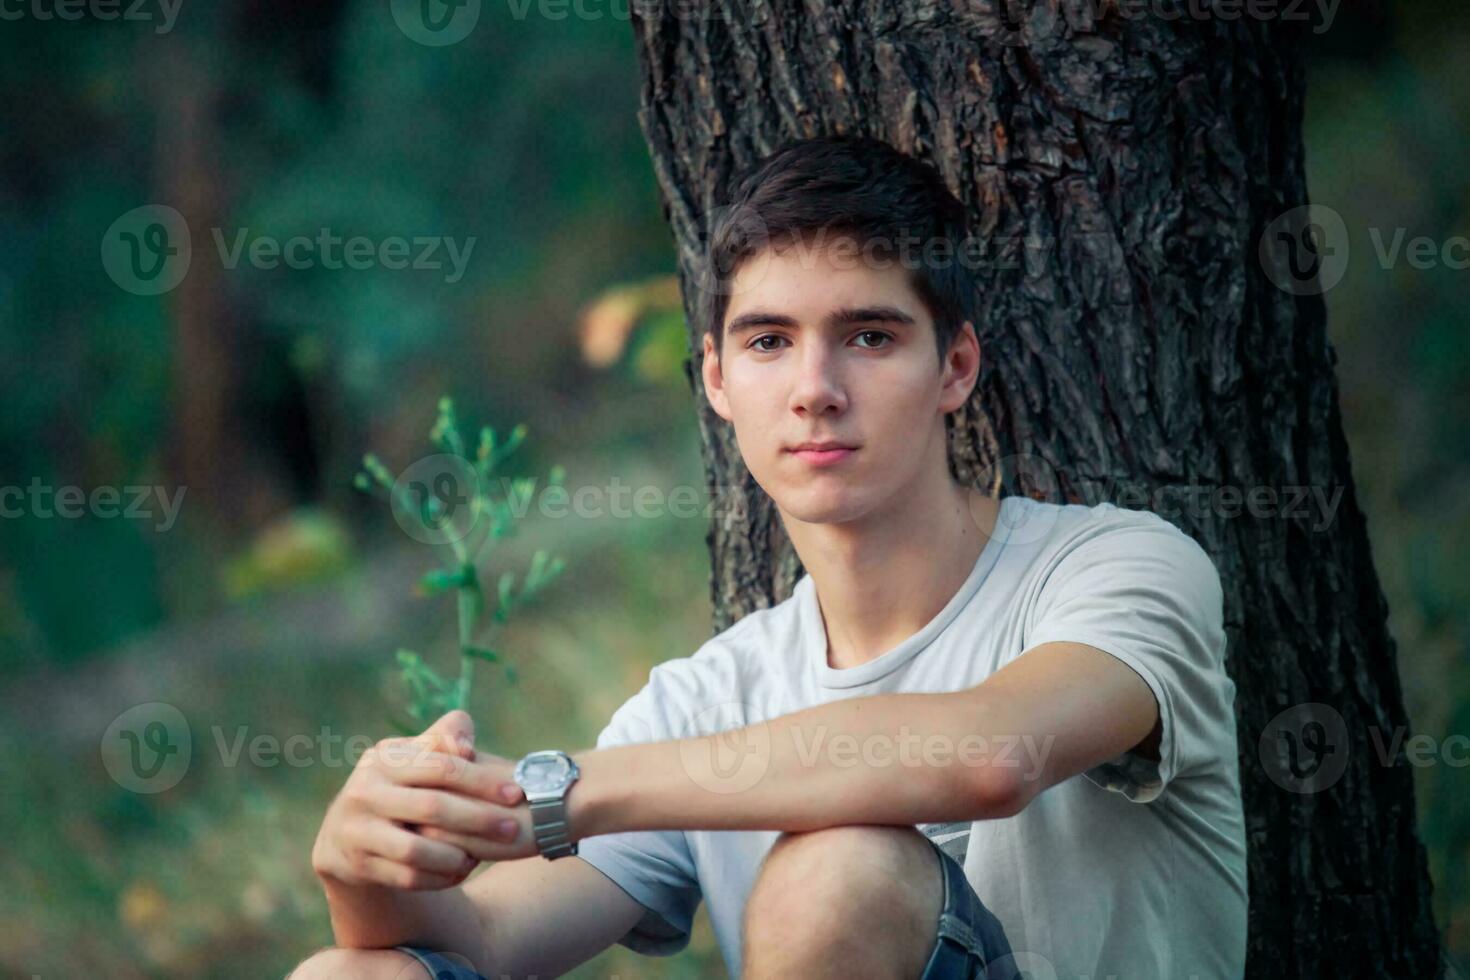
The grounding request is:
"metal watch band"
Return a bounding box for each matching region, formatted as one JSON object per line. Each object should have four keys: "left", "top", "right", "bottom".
{"left": 529, "top": 795, "right": 578, "bottom": 859}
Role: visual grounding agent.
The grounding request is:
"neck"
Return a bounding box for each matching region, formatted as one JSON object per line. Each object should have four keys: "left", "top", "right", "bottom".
{"left": 783, "top": 471, "right": 1003, "bottom": 672}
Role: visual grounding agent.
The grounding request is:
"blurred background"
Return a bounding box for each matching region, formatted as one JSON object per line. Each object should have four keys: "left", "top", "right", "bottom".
{"left": 0, "top": 1, "right": 1465, "bottom": 976}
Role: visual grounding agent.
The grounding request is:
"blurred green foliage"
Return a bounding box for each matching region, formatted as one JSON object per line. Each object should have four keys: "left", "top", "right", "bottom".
{"left": 0, "top": 0, "right": 1467, "bottom": 975}
{"left": 0, "top": 0, "right": 673, "bottom": 664}
{"left": 1304, "top": 12, "right": 1470, "bottom": 959}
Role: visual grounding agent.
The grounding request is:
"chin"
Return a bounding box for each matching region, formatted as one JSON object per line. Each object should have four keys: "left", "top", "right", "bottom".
{"left": 772, "top": 483, "right": 871, "bottom": 526}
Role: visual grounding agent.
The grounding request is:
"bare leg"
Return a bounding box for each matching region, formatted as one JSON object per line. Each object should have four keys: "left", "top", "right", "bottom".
{"left": 742, "top": 825, "right": 945, "bottom": 980}
{"left": 287, "top": 946, "right": 432, "bottom": 980}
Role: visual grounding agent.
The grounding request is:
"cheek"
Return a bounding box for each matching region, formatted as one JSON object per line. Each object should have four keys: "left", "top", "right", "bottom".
{"left": 870, "top": 361, "right": 942, "bottom": 414}
{"left": 721, "top": 363, "right": 779, "bottom": 420}
{"left": 720, "top": 355, "right": 757, "bottom": 391}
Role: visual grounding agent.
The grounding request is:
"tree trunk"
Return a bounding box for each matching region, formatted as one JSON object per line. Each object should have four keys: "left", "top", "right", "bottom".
{"left": 153, "top": 44, "right": 249, "bottom": 535}
{"left": 628, "top": 2, "right": 1441, "bottom": 975}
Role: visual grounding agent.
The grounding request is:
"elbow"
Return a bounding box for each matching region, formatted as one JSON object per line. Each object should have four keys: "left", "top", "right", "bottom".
{"left": 970, "top": 763, "right": 1032, "bottom": 819}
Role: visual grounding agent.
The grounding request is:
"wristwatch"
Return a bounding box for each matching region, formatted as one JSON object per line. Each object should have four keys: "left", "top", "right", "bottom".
{"left": 512, "top": 749, "right": 582, "bottom": 860}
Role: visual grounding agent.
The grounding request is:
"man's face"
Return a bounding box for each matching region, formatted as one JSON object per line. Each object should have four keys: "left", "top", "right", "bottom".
{"left": 701, "top": 237, "right": 979, "bottom": 526}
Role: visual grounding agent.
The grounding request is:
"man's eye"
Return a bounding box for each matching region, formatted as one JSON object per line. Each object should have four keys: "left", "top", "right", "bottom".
{"left": 853, "top": 330, "right": 892, "bottom": 349}
{"left": 750, "top": 335, "right": 785, "bottom": 352}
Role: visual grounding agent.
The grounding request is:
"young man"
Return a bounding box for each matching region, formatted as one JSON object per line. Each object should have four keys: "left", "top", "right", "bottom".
{"left": 298, "top": 136, "right": 1248, "bottom": 980}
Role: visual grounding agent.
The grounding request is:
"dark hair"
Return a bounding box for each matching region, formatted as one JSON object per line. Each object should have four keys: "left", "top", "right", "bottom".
{"left": 703, "top": 135, "right": 977, "bottom": 363}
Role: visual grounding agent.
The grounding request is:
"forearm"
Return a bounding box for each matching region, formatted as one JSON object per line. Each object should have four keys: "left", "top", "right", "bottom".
{"left": 320, "top": 876, "right": 489, "bottom": 967}
{"left": 570, "top": 689, "right": 1016, "bottom": 838}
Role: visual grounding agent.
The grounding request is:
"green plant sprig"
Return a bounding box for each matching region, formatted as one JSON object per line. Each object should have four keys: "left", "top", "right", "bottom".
{"left": 353, "top": 396, "right": 567, "bottom": 733}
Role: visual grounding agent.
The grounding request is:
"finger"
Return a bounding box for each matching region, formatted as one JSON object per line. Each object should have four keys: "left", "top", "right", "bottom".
{"left": 368, "top": 747, "right": 517, "bottom": 802}
{"left": 419, "top": 823, "right": 523, "bottom": 862}
{"left": 375, "top": 785, "right": 513, "bottom": 836}
{"left": 415, "top": 709, "right": 477, "bottom": 761}
{"left": 353, "top": 820, "right": 479, "bottom": 876}
{"left": 372, "top": 738, "right": 522, "bottom": 802}
{"left": 356, "top": 854, "right": 468, "bottom": 891}
{"left": 372, "top": 742, "right": 475, "bottom": 779}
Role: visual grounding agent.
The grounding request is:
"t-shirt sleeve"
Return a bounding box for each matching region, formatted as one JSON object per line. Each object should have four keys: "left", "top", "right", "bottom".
{"left": 1023, "top": 511, "right": 1233, "bottom": 803}
{"left": 574, "top": 664, "right": 704, "bottom": 956}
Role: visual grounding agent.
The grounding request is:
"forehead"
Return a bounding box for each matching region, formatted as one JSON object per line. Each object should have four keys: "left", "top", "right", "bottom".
{"left": 723, "top": 238, "right": 930, "bottom": 327}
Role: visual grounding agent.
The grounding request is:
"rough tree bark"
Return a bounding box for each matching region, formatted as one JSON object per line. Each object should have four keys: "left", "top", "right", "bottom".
{"left": 628, "top": 0, "right": 1440, "bottom": 975}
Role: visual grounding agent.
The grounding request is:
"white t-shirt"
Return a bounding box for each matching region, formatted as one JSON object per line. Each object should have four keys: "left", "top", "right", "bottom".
{"left": 576, "top": 496, "right": 1248, "bottom": 979}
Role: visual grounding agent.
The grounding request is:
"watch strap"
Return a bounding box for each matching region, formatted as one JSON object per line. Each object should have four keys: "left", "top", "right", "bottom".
{"left": 529, "top": 795, "right": 577, "bottom": 859}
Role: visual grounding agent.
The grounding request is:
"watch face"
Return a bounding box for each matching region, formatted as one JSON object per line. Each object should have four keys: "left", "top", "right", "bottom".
{"left": 517, "top": 752, "right": 572, "bottom": 794}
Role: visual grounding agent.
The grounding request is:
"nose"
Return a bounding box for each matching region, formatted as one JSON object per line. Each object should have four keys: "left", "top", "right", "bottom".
{"left": 787, "top": 338, "right": 848, "bottom": 417}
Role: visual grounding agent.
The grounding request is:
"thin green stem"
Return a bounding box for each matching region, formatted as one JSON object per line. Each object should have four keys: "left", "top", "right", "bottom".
{"left": 445, "top": 520, "right": 477, "bottom": 710}
{"left": 455, "top": 576, "right": 477, "bottom": 711}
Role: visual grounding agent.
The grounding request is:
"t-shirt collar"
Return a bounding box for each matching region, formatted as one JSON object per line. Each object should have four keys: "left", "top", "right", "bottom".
{"left": 801, "top": 495, "right": 1020, "bottom": 690}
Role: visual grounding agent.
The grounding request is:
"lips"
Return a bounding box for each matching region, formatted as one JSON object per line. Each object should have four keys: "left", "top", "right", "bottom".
{"left": 786, "top": 441, "right": 858, "bottom": 452}
{"left": 787, "top": 444, "right": 858, "bottom": 467}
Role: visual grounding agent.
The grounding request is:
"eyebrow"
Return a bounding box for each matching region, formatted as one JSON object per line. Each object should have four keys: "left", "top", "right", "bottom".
{"left": 725, "top": 304, "right": 918, "bottom": 337}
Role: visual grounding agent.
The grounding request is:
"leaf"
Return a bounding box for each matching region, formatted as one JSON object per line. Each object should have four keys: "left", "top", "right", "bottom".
{"left": 483, "top": 421, "right": 528, "bottom": 473}
{"left": 401, "top": 665, "right": 429, "bottom": 703}
{"left": 464, "top": 645, "right": 501, "bottom": 662}
{"left": 521, "top": 550, "right": 565, "bottom": 599}
{"left": 406, "top": 699, "right": 429, "bottom": 726}
{"left": 496, "top": 571, "right": 515, "bottom": 622}
{"left": 419, "top": 567, "right": 465, "bottom": 595}
{"left": 361, "top": 453, "right": 395, "bottom": 489}
{"left": 513, "top": 477, "right": 536, "bottom": 509}
{"left": 499, "top": 423, "right": 527, "bottom": 463}
{"left": 396, "top": 648, "right": 451, "bottom": 695}
{"left": 476, "top": 426, "right": 497, "bottom": 477}
{"left": 431, "top": 395, "right": 466, "bottom": 458}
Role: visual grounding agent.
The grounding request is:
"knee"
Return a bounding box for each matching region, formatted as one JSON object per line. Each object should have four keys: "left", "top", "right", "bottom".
{"left": 288, "top": 946, "right": 431, "bottom": 980}
{"left": 744, "top": 825, "right": 941, "bottom": 942}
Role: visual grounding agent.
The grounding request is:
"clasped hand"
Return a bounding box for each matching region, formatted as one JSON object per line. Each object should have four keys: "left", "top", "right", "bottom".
{"left": 311, "top": 710, "right": 538, "bottom": 890}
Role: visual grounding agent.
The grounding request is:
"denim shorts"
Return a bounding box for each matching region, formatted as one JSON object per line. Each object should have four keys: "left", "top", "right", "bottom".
{"left": 918, "top": 834, "right": 1022, "bottom": 980}
{"left": 396, "top": 835, "right": 1019, "bottom": 980}
{"left": 392, "top": 945, "right": 487, "bottom": 979}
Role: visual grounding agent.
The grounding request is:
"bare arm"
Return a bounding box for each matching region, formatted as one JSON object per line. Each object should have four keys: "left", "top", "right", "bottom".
{"left": 315, "top": 849, "right": 648, "bottom": 978}
{"left": 459, "top": 854, "right": 647, "bottom": 979}
{"left": 317, "top": 876, "right": 487, "bottom": 961}
{"left": 566, "top": 640, "right": 1160, "bottom": 837}
{"left": 311, "top": 710, "right": 651, "bottom": 976}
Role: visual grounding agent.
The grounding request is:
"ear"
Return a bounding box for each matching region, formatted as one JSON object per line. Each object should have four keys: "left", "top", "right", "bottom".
{"left": 702, "top": 330, "right": 734, "bottom": 422}
{"left": 937, "top": 320, "right": 980, "bottom": 415}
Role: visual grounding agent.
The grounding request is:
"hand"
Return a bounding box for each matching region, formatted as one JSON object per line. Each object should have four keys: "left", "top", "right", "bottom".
{"left": 416, "top": 749, "right": 542, "bottom": 865}
{"left": 412, "top": 730, "right": 543, "bottom": 865}
{"left": 311, "top": 710, "right": 533, "bottom": 890}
